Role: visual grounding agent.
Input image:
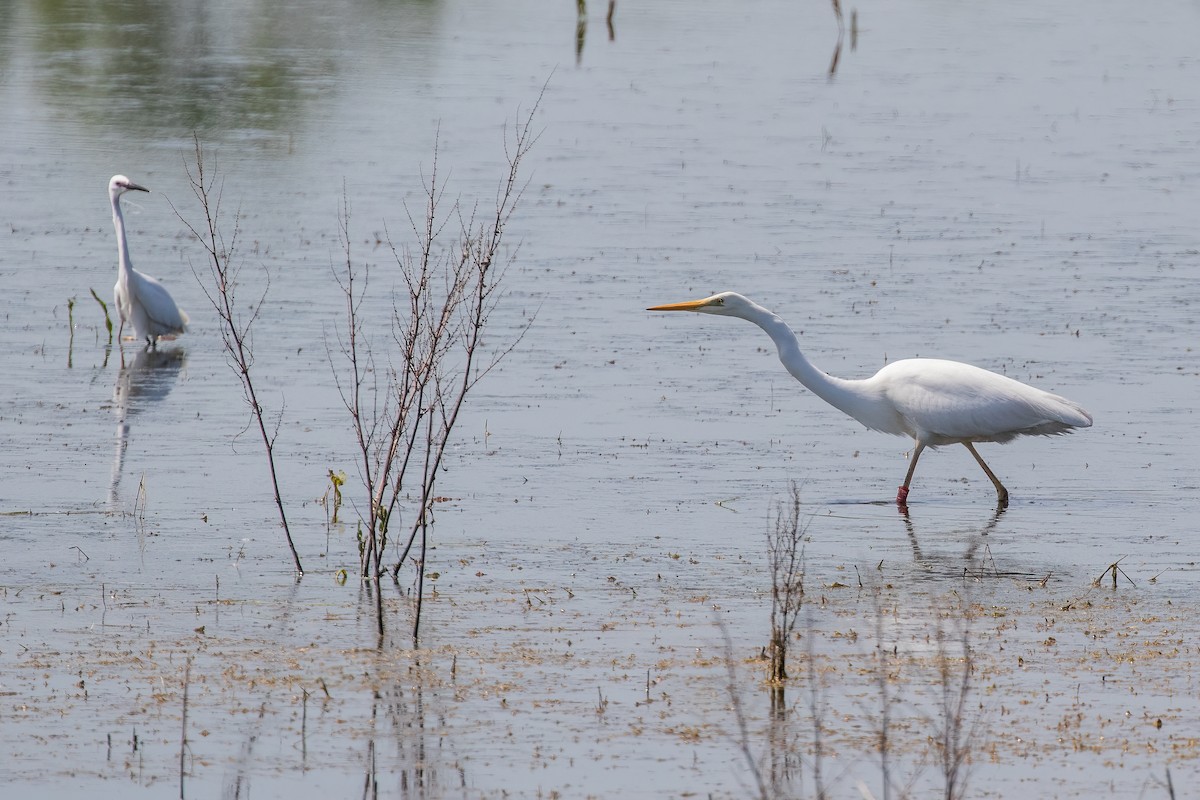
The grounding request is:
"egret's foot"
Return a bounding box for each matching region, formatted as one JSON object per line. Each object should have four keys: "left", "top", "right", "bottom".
{"left": 995, "top": 488, "right": 1009, "bottom": 508}
{"left": 896, "top": 485, "right": 910, "bottom": 505}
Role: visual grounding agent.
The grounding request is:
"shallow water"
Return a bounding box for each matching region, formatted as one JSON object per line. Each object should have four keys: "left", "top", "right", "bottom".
{"left": 2, "top": 0, "right": 1199, "bottom": 796}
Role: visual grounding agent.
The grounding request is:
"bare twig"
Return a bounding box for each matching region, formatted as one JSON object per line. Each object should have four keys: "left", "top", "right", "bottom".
{"left": 1095, "top": 557, "right": 1136, "bottom": 589}
{"left": 767, "top": 481, "right": 807, "bottom": 684}
{"left": 828, "top": 0, "right": 846, "bottom": 77}
{"left": 331, "top": 89, "right": 544, "bottom": 640}
{"left": 171, "top": 137, "right": 303, "bottom": 576}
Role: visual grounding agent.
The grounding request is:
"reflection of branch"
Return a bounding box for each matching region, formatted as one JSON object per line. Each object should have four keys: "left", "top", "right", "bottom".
{"left": 870, "top": 591, "right": 895, "bottom": 799}
{"left": 717, "top": 618, "right": 770, "bottom": 800}
{"left": 179, "top": 658, "right": 191, "bottom": 797}
{"left": 804, "top": 608, "right": 828, "bottom": 799}
{"left": 576, "top": 0, "right": 587, "bottom": 65}
{"left": 574, "top": 1, "right": 617, "bottom": 64}
{"left": 828, "top": 0, "right": 846, "bottom": 78}
{"left": 933, "top": 613, "right": 979, "bottom": 799}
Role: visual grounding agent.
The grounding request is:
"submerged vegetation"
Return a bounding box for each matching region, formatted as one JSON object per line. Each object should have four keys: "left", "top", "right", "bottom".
{"left": 176, "top": 95, "right": 541, "bottom": 638}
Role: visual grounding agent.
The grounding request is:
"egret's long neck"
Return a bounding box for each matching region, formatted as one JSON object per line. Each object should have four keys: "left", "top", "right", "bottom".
{"left": 743, "top": 305, "right": 877, "bottom": 418}
{"left": 112, "top": 193, "right": 134, "bottom": 278}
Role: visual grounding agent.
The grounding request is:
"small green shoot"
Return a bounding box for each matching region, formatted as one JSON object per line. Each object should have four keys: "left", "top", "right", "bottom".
{"left": 90, "top": 288, "right": 113, "bottom": 345}
{"left": 327, "top": 469, "right": 346, "bottom": 524}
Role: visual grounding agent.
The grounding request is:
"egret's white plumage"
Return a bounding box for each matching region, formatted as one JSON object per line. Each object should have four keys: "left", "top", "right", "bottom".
{"left": 110, "top": 174, "right": 188, "bottom": 348}
{"left": 648, "top": 292, "right": 1092, "bottom": 506}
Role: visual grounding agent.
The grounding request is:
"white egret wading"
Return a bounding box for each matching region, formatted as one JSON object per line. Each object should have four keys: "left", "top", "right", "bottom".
{"left": 110, "top": 174, "right": 188, "bottom": 348}
{"left": 648, "top": 292, "right": 1092, "bottom": 506}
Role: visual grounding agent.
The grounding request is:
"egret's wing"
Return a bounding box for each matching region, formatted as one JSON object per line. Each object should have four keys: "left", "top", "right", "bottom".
{"left": 882, "top": 360, "right": 1091, "bottom": 443}
{"left": 133, "top": 271, "right": 188, "bottom": 332}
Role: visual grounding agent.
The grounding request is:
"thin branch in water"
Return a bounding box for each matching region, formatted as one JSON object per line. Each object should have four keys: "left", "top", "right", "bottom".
{"left": 767, "top": 481, "right": 807, "bottom": 684}
{"left": 331, "top": 85, "right": 546, "bottom": 640}
{"left": 170, "top": 136, "right": 303, "bottom": 576}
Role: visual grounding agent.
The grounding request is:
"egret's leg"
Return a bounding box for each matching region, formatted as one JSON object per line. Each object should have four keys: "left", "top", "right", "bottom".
{"left": 897, "top": 442, "right": 926, "bottom": 505}
{"left": 963, "top": 442, "right": 1009, "bottom": 506}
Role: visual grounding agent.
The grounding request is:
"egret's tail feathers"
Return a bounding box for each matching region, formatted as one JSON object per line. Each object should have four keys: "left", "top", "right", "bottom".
{"left": 1052, "top": 397, "right": 1092, "bottom": 429}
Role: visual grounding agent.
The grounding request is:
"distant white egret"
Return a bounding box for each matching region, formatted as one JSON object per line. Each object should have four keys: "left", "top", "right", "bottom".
{"left": 648, "top": 292, "right": 1092, "bottom": 506}
{"left": 110, "top": 174, "right": 188, "bottom": 348}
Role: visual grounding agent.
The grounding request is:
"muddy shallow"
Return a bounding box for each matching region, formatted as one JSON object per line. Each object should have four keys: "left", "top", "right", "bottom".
{"left": 2, "top": 0, "right": 1199, "bottom": 796}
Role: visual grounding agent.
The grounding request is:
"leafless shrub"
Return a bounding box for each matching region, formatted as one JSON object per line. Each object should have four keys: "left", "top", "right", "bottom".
{"left": 768, "top": 482, "right": 807, "bottom": 685}
{"left": 730, "top": 569, "right": 982, "bottom": 800}
{"left": 722, "top": 482, "right": 819, "bottom": 799}
{"left": 331, "top": 97, "right": 541, "bottom": 640}
{"left": 173, "top": 139, "right": 304, "bottom": 575}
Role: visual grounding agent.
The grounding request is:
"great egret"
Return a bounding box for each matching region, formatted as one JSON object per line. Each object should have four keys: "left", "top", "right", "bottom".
{"left": 648, "top": 292, "right": 1092, "bottom": 506}
{"left": 110, "top": 174, "right": 189, "bottom": 348}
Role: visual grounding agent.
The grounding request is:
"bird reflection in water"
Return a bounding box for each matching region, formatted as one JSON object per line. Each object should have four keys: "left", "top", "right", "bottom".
{"left": 898, "top": 502, "right": 1006, "bottom": 577}
{"left": 109, "top": 347, "right": 186, "bottom": 505}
